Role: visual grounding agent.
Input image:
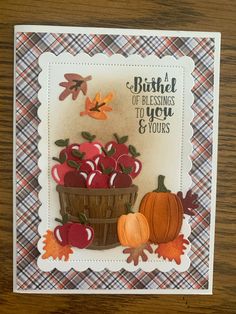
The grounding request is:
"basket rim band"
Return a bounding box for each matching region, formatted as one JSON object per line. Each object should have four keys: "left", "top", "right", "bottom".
{"left": 68, "top": 215, "right": 118, "bottom": 224}
{"left": 56, "top": 184, "right": 138, "bottom": 195}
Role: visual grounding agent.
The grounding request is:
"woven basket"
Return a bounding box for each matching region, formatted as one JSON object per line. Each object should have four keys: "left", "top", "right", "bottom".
{"left": 56, "top": 185, "right": 138, "bottom": 250}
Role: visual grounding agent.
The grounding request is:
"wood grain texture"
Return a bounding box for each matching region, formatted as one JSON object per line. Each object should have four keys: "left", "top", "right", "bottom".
{"left": 0, "top": 0, "right": 236, "bottom": 313}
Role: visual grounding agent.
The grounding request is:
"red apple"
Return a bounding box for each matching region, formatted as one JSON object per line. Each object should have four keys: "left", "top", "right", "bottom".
{"left": 95, "top": 156, "right": 116, "bottom": 172}
{"left": 54, "top": 223, "right": 72, "bottom": 246}
{"left": 79, "top": 142, "right": 103, "bottom": 159}
{"left": 105, "top": 141, "right": 128, "bottom": 160}
{"left": 105, "top": 133, "right": 129, "bottom": 160}
{"left": 79, "top": 159, "right": 96, "bottom": 174}
{"left": 68, "top": 223, "right": 94, "bottom": 249}
{"left": 79, "top": 131, "right": 104, "bottom": 159}
{"left": 64, "top": 171, "right": 88, "bottom": 187}
{"left": 59, "top": 143, "right": 80, "bottom": 161}
{"left": 87, "top": 170, "right": 109, "bottom": 188}
{"left": 117, "top": 154, "right": 142, "bottom": 179}
{"left": 109, "top": 171, "right": 132, "bottom": 188}
{"left": 51, "top": 162, "right": 75, "bottom": 185}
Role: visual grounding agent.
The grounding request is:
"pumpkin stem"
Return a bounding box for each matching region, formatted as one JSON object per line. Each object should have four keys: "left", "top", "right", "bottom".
{"left": 125, "top": 203, "right": 134, "bottom": 214}
{"left": 153, "top": 175, "right": 171, "bottom": 193}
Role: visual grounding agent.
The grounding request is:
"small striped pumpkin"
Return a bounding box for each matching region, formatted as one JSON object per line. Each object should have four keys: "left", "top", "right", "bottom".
{"left": 117, "top": 205, "right": 150, "bottom": 248}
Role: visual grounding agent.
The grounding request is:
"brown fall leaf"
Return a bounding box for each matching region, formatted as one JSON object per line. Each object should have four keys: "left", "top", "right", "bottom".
{"left": 123, "top": 242, "right": 153, "bottom": 266}
{"left": 59, "top": 73, "right": 92, "bottom": 101}
{"left": 177, "top": 190, "right": 198, "bottom": 216}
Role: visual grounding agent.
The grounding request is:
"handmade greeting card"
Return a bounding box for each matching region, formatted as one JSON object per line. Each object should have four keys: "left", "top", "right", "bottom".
{"left": 14, "top": 25, "right": 220, "bottom": 293}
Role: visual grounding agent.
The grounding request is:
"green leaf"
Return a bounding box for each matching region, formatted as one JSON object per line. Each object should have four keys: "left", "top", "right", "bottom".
{"left": 72, "top": 149, "right": 85, "bottom": 159}
{"left": 119, "top": 135, "right": 128, "bottom": 144}
{"left": 67, "top": 160, "right": 80, "bottom": 169}
{"left": 81, "top": 131, "right": 96, "bottom": 142}
{"left": 81, "top": 131, "right": 91, "bottom": 140}
{"left": 102, "top": 146, "right": 115, "bottom": 157}
{"left": 107, "top": 146, "right": 116, "bottom": 157}
{"left": 124, "top": 166, "right": 132, "bottom": 174}
{"left": 55, "top": 139, "right": 69, "bottom": 147}
{"left": 103, "top": 167, "right": 113, "bottom": 175}
{"left": 119, "top": 163, "right": 132, "bottom": 174}
{"left": 129, "top": 145, "right": 140, "bottom": 157}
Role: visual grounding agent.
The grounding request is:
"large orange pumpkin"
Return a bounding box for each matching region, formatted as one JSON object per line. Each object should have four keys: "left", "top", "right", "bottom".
{"left": 117, "top": 206, "right": 150, "bottom": 248}
{"left": 139, "top": 175, "right": 183, "bottom": 244}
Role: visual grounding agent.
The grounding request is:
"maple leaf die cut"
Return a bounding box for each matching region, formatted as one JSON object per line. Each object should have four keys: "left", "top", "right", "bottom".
{"left": 42, "top": 230, "right": 73, "bottom": 261}
{"left": 155, "top": 235, "right": 189, "bottom": 265}
{"left": 59, "top": 73, "right": 92, "bottom": 101}
{"left": 80, "top": 92, "right": 113, "bottom": 120}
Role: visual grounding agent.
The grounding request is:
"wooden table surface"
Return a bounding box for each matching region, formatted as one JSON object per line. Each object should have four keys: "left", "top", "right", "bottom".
{"left": 0, "top": 0, "right": 235, "bottom": 313}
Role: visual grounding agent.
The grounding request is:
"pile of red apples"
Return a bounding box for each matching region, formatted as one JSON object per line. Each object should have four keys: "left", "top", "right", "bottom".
{"left": 52, "top": 132, "right": 142, "bottom": 189}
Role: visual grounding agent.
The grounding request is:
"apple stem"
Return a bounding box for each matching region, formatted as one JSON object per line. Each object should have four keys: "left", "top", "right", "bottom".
{"left": 52, "top": 157, "right": 61, "bottom": 163}
{"left": 113, "top": 133, "right": 128, "bottom": 144}
{"left": 113, "top": 133, "right": 120, "bottom": 143}
{"left": 78, "top": 212, "right": 88, "bottom": 225}
{"left": 52, "top": 151, "right": 66, "bottom": 164}
{"left": 55, "top": 218, "right": 63, "bottom": 224}
{"left": 55, "top": 213, "right": 69, "bottom": 225}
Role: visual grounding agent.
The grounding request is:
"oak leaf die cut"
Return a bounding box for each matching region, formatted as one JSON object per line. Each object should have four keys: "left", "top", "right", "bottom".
{"left": 59, "top": 73, "right": 92, "bottom": 101}
{"left": 177, "top": 190, "right": 198, "bottom": 216}
{"left": 123, "top": 242, "right": 153, "bottom": 266}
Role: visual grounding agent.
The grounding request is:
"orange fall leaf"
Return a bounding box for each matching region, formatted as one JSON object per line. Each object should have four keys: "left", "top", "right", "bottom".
{"left": 42, "top": 230, "right": 73, "bottom": 261}
{"left": 80, "top": 92, "right": 113, "bottom": 120}
{"left": 155, "top": 234, "right": 189, "bottom": 265}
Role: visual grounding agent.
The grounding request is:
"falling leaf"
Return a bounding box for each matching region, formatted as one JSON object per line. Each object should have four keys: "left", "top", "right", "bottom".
{"left": 177, "top": 190, "right": 198, "bottom": 216}
{"left": 42, "top": 230, "right": 73, "bottom": 261}
{"left": 80, "top": 92, "right": 113, "bottom": 120}
{"left": 155, "top": 234, "right": 189, "bottom": 265}
{"left": 59, "top": 73, "right": 92, "bottom": 101}
{"left": 123, "top": 242, "right": 153, "bottom": 266}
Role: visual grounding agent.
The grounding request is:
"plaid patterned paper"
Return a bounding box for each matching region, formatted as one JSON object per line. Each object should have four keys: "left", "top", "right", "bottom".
{"left": 15, "top": 31, "right": 215, "bottom": 291}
